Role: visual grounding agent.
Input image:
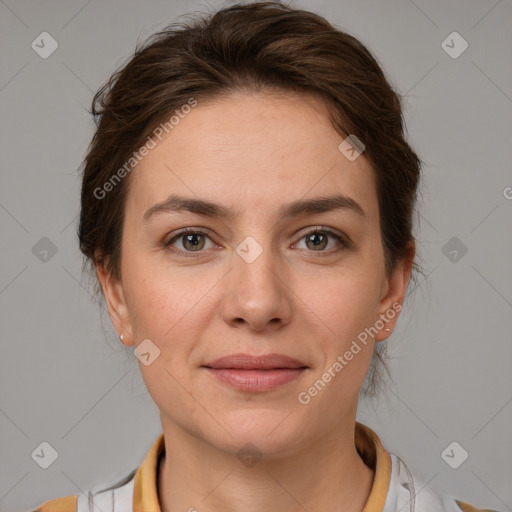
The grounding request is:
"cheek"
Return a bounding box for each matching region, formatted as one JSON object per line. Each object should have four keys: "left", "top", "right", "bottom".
{"left": 298, "top": 267, "right": 382, "bottom": 343}
{"left": 302, "top": 282, "right": 378, "bottom": 410}
{"left": 294, "top": 265, "right": 382, "bottom": 403}
{"left": 123, "top": 255, "right": 220, "bottom": 358}
{"left": 122, "top": 261, "right": 210, "bottom": 404}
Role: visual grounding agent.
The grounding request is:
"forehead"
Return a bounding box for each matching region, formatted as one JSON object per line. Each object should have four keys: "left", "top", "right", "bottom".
{"left": 125, "top": 91, "right": 378, "bottom": 223}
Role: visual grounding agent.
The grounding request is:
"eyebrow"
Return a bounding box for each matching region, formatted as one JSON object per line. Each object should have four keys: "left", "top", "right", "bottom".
{"left": 142, "top": 193, "right": 366, "bottom": 224}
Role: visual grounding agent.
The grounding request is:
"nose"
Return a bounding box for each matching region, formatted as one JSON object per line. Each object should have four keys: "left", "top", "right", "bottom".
{"left": 220, "top": 237, "right": 293, "bottom": 333}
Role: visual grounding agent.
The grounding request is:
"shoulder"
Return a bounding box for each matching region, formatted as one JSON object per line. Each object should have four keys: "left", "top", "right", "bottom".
{"left": 385, "top": 453, "right": 500, "bottom": 512}
{"left": 32, "top": 494, "right": 78, "bottom": 511}
{"left": 30, "top": 469, "right": 136, "bottom": 512}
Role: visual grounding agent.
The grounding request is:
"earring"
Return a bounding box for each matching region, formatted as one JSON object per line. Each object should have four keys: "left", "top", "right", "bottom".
{"left": 120, "top": 334, "right": 124, "bottom": 341}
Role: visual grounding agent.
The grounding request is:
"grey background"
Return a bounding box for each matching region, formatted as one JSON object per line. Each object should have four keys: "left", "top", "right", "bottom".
{"left": 0, "top": 0, "right": 511, "bottom": 510}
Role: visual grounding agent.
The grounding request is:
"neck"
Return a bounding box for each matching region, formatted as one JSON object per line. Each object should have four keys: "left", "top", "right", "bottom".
{"left": 157, "top": 413, "right": 374, "bottom": 512}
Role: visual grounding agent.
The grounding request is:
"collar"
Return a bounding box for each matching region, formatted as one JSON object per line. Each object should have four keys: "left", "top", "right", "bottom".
{"left": 132, "top": 421, "right": 392, "bottom": 511}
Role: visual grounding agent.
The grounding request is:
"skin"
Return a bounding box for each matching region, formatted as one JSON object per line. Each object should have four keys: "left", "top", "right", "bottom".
{"left": 96, "top": 90, "right": 414, "bottom": 512}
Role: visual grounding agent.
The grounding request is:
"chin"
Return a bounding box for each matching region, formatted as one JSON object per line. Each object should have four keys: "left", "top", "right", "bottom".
{"left": 202, "top": 407, "right": 315, "bottom": 458}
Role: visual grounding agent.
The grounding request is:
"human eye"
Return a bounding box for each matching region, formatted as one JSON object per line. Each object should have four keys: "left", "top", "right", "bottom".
{"left": 293, "top": 226, "right": 349, "bottom": 255}
{"left": 163, "top": 228, "right": 218, "bottom": 257}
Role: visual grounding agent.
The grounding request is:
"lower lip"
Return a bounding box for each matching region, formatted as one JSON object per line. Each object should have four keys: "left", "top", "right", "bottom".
{"left": 204, "top": 368, "right": 306, "bottom": 392}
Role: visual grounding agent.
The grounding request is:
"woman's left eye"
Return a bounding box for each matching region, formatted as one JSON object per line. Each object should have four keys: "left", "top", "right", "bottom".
{"left": 294, "top": 229, "right": 347, "bottom": 253}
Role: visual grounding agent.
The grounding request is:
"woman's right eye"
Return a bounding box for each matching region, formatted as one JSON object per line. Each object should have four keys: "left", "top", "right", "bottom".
{"left": 164, "top": 229, "right": 216, "bottom": 255}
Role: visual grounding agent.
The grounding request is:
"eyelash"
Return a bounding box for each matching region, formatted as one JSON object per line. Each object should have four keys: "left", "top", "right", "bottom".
{"left": 163, "top": 227, "right": 349, "bottom": 258}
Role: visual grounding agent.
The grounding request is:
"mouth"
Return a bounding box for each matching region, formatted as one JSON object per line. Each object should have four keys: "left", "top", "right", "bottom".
{"left": 202, "top": 353, "right": 308, "bottom": 392}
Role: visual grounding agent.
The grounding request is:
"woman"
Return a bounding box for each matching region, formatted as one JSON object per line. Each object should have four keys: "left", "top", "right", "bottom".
{"left": 32, "top": 2, "right": 498, "bottom": 511}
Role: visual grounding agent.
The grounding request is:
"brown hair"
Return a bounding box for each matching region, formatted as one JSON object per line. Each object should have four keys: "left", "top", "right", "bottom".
{"left": 78, "top": 1, "right": 422, "bottom": 396}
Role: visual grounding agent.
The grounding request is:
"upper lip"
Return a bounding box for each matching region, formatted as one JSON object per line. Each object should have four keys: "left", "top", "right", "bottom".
{"left": 203, "top": 353, "right": 308, "bottom": 370}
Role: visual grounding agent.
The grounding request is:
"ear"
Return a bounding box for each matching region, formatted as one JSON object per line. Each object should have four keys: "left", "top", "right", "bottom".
{"left": 95, "top": 257, "right": 134, "bottom": 347}
{"left": 374, "top": 241, "right": 415, "bottom": 342}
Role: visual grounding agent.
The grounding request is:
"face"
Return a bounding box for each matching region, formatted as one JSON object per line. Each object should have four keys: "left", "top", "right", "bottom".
{"left": 97, "top": 91, "right": 412, "bottom": 457}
